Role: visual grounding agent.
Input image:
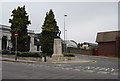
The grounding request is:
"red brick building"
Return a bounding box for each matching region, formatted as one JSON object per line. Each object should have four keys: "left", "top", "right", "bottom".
{"left": 96, "top": 31, "right": 120, "bottom": 56}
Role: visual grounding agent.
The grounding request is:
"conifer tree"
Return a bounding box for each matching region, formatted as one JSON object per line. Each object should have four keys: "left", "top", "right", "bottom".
{"left": 41, "top": 9, "right": 60, "bottom": 56}
{"left": 9, "top": 5, "right": 31, "bottom": 52}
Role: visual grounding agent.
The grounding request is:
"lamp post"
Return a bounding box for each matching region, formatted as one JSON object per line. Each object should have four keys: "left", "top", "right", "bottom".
{"left": 64, "top": 14, "right": 67, "bottom": 53}
{"left": 65, "top": 29, "right": 67, "bottom": 52}
{"left": 65, "top": 29, "right": 67, "bottom": 41}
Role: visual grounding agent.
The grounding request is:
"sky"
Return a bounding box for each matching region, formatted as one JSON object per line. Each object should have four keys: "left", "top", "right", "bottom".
{"left": 0, "top": 0, "right": 119, "bottom": 43}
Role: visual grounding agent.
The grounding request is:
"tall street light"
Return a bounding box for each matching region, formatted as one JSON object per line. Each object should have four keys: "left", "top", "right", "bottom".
{"left": 64, "top": 14, "right": 67, "bottom": 53}
{"left": 65, "top": 29, "right": 67, "bottom": 52}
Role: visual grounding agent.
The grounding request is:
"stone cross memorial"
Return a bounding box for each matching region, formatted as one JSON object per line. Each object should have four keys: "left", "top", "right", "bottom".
{"left": 52, "top": 38, "right": 64, "bottom": 62}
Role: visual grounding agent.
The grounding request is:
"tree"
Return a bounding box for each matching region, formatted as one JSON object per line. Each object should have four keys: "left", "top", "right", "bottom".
{"left": 9, "top": 5, "right": 31, "bottom": 52}
{"left": 41, "top": 9, "right": 60, "bottom": 56}
{"left": 77, "top": 43, "right": 80, "bottom": 49}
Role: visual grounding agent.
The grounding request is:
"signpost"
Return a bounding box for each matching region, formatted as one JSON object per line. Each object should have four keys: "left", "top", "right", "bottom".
{"left": 14, "top": 32, "right": 18, "bottom": 61}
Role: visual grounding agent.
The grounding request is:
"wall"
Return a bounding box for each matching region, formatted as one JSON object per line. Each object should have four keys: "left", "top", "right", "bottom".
{"left": 116, "top": 37, "right": 120, "bottom": 56}
{"left": 98, "top": 42, "right": 117, "bottom": 56}
{"left": 67, "top": 47, "right": 92, "bottom": 55}
{"left": 1, "top": 27, "right": 11, "bottom": 50}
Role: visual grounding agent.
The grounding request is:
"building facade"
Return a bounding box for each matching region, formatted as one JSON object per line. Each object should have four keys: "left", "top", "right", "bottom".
{"left": 0, "top": 25, "right": 37, "bottom": 52}
{"left": 96, "top": 31, "right": 120, "bottom": 56}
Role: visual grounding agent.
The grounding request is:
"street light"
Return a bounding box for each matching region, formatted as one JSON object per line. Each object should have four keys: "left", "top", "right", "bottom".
{"left": 64, "top": 14, "right": 67, "bottom": 53}
{"left": 65, "top": 29, "right": 67, "bottom": 41}
{"left": 65, "top": 29, "right": 67, "bottom": 52}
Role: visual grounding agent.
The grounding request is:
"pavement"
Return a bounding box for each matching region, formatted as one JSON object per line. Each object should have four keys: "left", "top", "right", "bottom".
{"left": 0, "top": 55, "right": 95, "bottom": 64}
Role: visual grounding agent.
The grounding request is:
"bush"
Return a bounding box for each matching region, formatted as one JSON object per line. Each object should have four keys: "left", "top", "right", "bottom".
{"left": 10, "top": 51, "right": 15, "bottom": 55}
{"left": 2, "top": 50, "right": 10, "bottom": 54}
{"left": 2, "top": 50, "right": 42, "bottom": 58}
{"left": 17, "top": 52, "right": 42, "bottom": 58}
{"left": 64, "top": 54, "right": 75, "bottom": 57}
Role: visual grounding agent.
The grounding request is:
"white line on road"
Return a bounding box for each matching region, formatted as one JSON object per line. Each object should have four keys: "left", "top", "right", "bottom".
{"left": 97, "top": 71, "right": 110, "bottom": 74}
{"left": 64, "top": 68, "right": 72, "bottom": 70}
{"left": 105, "top": 68, "right": 110, "bottom": 71}
{"left": 83, "top": 70, "right": 94, "bottom": 72}
{"left": 73, "top": 69, "right": 81, "bottom": 71}
{"left": 111, "top": 68, "right": 115, "bottom": 72}
{"left": 111, "top": 72, "right": 118, "bottom": 75}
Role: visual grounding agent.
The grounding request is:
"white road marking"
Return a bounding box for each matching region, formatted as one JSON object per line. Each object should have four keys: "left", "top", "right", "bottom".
{"left": 97, "top": 71, "right": 110, "bottom": 74}
{"left": 47, "top": 66, "right": 50, "bottom": 67}
{"left": 99, "top": 68, "right": 106, "bottom": 70}
{"left": 52, "top": 65, "right": 119, "bottom": 75}
{"left": 63, "top": 68, "right": 72, "bottom": 70}
{"left": 61, "top": 67, "right": 65, "bottom": 69}
{"left": 94, "top": 67, "right": 100, "bottom": 69}
{"left": 105, "top": 68, "right": 110, "bottom": 71}
{"left": 74, "top": 69, "right": 81, "bottom": 71}
{"left": 111, "top": 68, "right": 115, "bottom": 72}
{"left": 87, "top": 67, "right": 90, "bottom": 69}
{"left": 111, "top": 72, "right": 118, "bottom": 75}
{"left": 83, "top": 70, "right": 94, "bottom": 72}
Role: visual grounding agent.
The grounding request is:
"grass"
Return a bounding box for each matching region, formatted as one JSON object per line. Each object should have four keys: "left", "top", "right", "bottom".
{"left": 113, "top": 56, "right": 120, "bottom": 58}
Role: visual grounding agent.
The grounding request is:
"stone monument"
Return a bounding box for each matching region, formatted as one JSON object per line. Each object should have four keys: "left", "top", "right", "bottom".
{"left": 52, "top": 38, "right": 64, "bottom": 62}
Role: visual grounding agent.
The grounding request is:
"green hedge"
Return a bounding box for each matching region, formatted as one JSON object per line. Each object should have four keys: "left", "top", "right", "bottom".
{"left": 2, "top": 50, "right": 75, "bottom": 57}
{"left": 64, "top": 54, "right": 75, "bottom": 57}
{"left": 2, "top": 50, "right": 11, "bottom": 54}
{"left": 2, "top": 50, "right": 42, "bottom": 58}
{"left": 17, "top": 52, "right": 42, "bottom": 57}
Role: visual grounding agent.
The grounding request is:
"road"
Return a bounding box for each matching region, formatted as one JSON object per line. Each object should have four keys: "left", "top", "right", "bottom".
{"left": 2, "top": 55, "right": 119, "bottom": 79}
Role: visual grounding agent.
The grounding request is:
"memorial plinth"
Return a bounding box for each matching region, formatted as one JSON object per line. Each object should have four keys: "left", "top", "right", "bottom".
{"left": 52, "top": 38, "right": 64, "bottom": 62}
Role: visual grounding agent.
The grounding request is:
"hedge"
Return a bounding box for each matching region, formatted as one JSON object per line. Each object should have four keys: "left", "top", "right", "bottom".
{"left": 2, "top": 50, "right": 42, "bottom": 58}
{"left": 64, "top": 53, "right": 75, "bottom": 57}
{"left": 17, "top": 52, "right": 42, "bottom": 58}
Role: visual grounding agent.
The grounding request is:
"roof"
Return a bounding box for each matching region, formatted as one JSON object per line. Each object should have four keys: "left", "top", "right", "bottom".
{"left": 0, "top": 24, "right": 11, "bottom": 31}
{"left": 83, "top": 42, "right": 98, "bottom": 46}
{"left": 64, "top": 40, "right": 78, "bottom": 48}
{"left": 0, "top": 24, "right": 35, "bottom": 34}
{"left": 96, "top": 31, "right": 120, "bottom": 43}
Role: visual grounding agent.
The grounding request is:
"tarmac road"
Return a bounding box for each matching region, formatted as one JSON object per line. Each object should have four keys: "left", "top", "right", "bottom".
{"left": 2, "top": 54, "right": 119, "bottom": 79}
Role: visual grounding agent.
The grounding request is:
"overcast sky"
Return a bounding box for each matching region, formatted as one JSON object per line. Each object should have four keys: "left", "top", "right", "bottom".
{"left": 0, "top": 1, "right": 118, "bottom": 43}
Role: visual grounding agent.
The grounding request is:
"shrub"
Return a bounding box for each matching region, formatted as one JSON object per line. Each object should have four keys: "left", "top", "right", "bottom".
{"left": 2, "top": 50, "right": 42, "bottom": 58}
{"left": 10, "top": 51, "right": 21, "bottom": 55}
{"left": 17, "top": 52, "right": 42, "bottom": 58}
{"left": 64, "top": 54, "right": 75, "bottom": 57}
{"left": 10, "top": 51, "right": 15, "bottom": 55}
{"left": 2, "top": 50, "right": 10, "bottom": 54}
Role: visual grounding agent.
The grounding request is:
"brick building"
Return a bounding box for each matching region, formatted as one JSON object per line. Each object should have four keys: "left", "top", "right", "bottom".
{"left": 96, "top": 31, "right": 120, "bottom": 56}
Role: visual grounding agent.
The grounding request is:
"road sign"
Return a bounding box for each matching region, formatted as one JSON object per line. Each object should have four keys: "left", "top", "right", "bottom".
{"left": 14, "top": 32, "right": 18, "bottom": 61}
{"left": 14, "top": 32, "right": 18, "bottom": 37}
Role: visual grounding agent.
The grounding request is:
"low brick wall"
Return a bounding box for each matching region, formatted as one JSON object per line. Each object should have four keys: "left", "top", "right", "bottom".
{"left": 67, "top": 47, "right": 92, "bottom": 55}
